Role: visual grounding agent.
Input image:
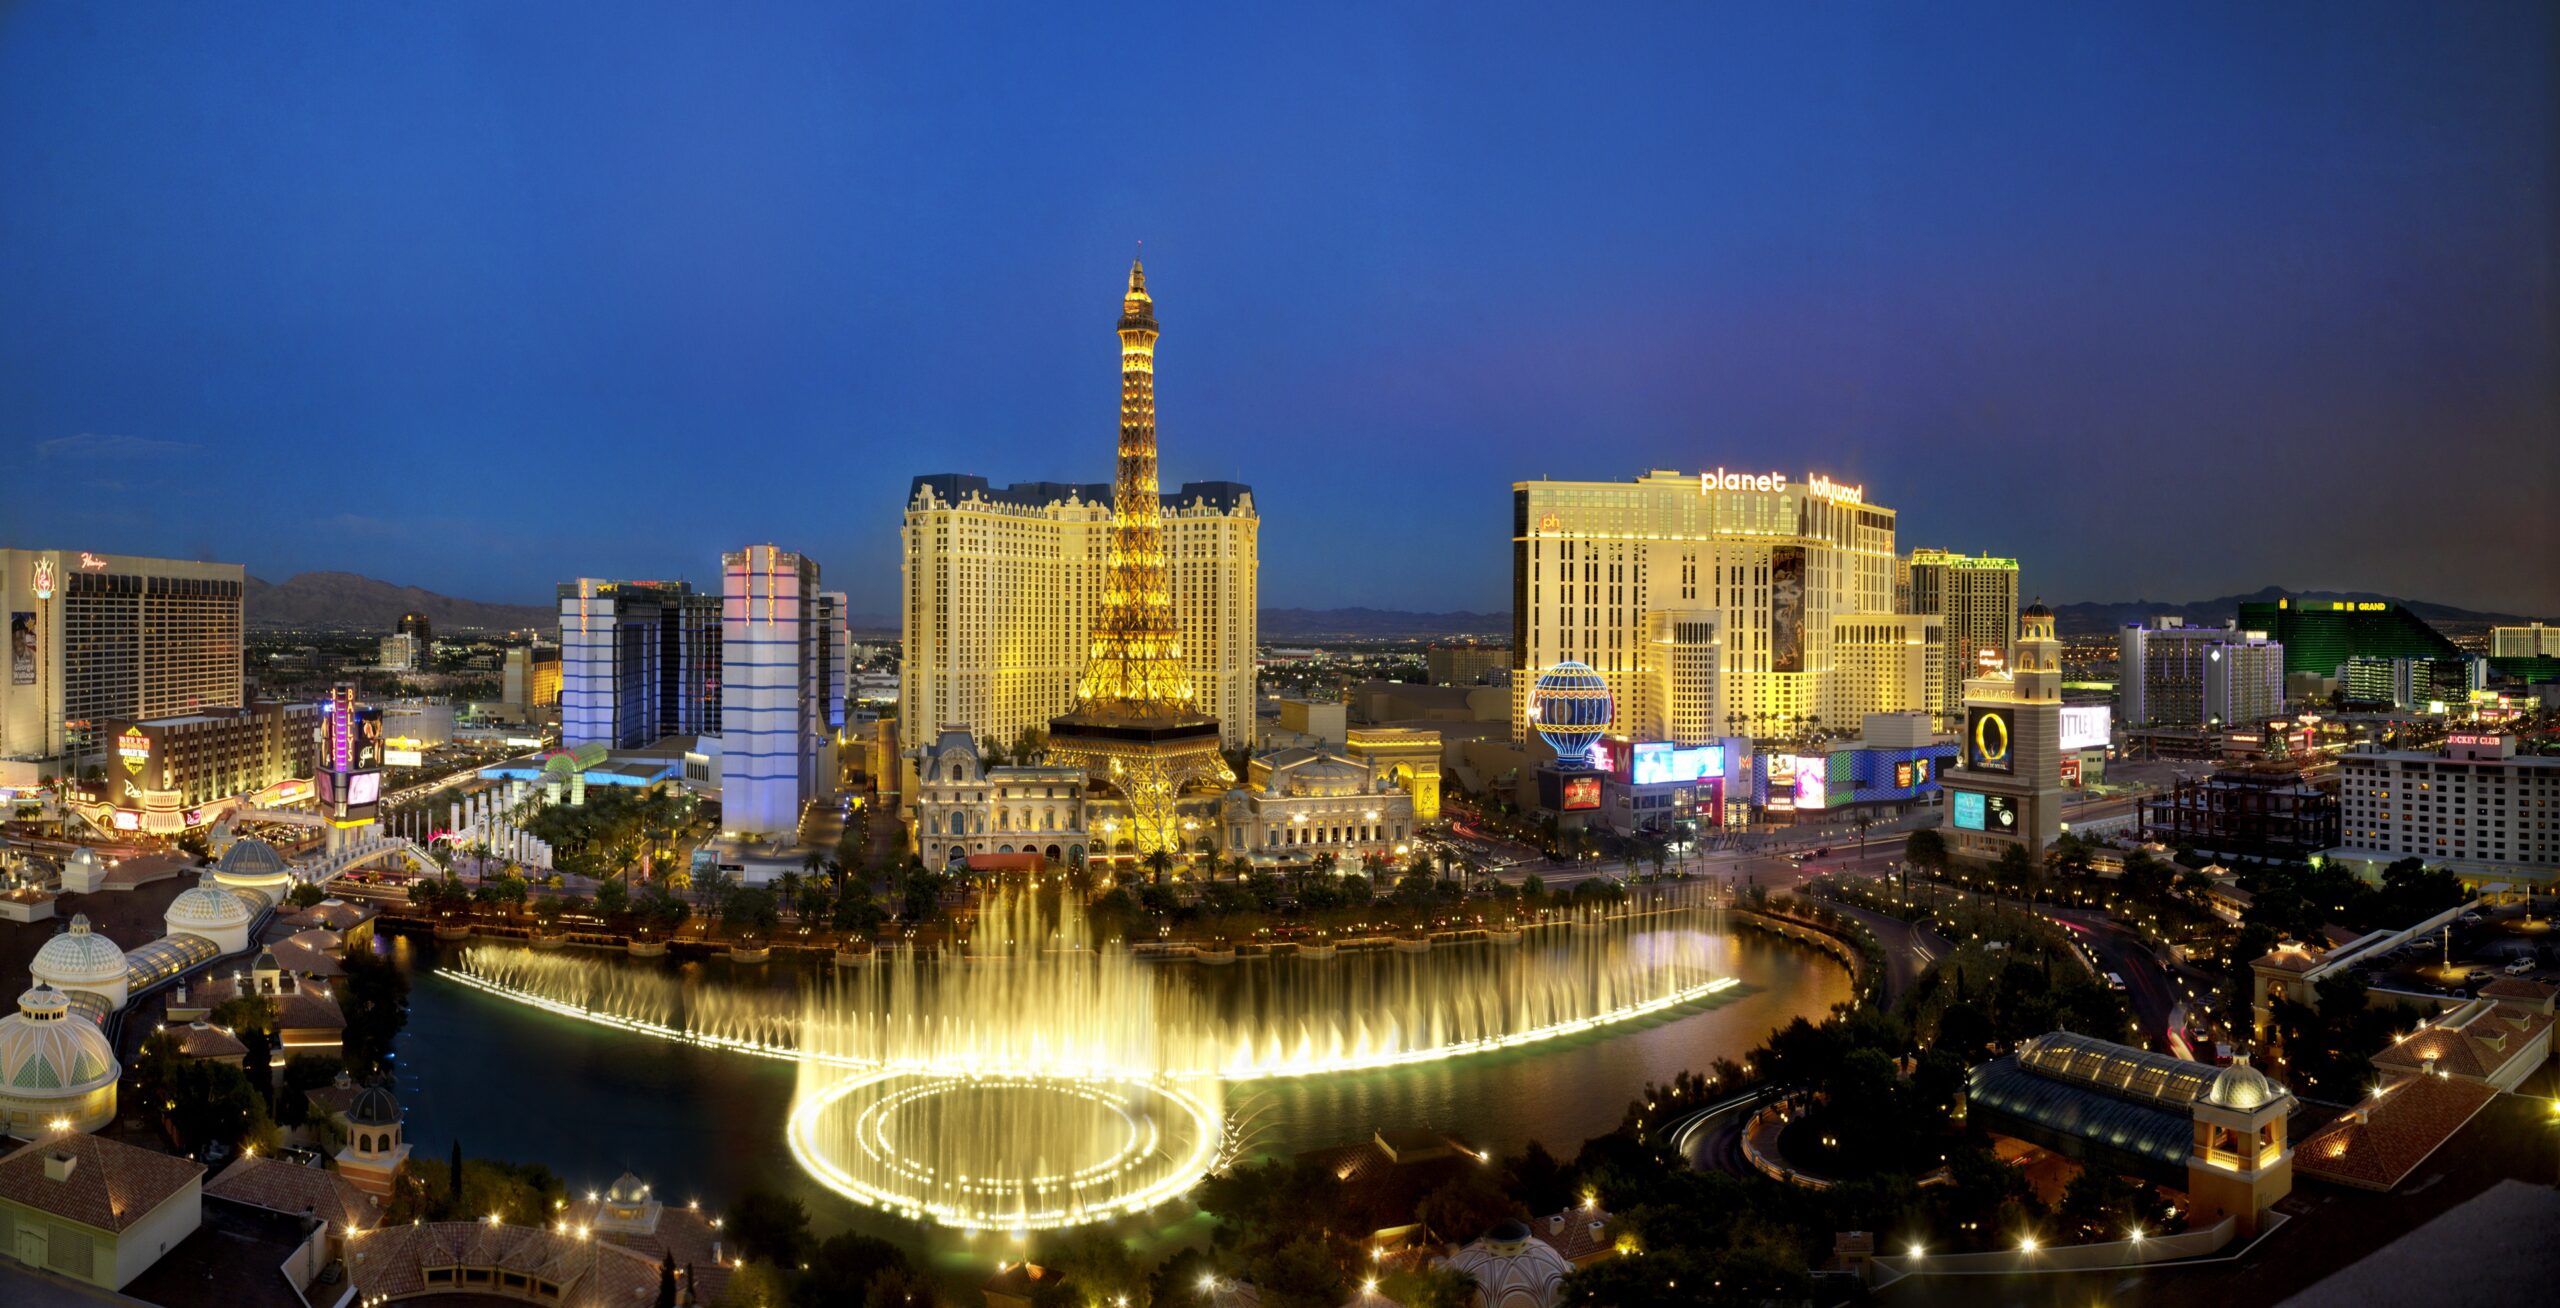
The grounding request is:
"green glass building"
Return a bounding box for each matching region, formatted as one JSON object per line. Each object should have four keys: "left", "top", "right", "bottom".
{"left": 2236, "top": 598, "right": 2460, "bottom": 678}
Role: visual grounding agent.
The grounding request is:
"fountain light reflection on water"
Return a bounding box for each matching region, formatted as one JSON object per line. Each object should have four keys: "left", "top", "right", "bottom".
{"left": 449, "top": 884, "right": 1734, "bottom": 1229}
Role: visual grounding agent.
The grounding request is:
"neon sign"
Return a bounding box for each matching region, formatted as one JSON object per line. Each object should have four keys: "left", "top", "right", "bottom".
{"left": 1702, "top": 468, "right": 1787, "bottom": 494}
{"left": 117, "top": 728, "right": 150, "bottom": 774}
{"left": 1804, "top": 473, "right": 1864, "bottom": 504}
{"left": 31, "top": 558, "right": 55, "bottom": 600}
{"left": 77, "top": 552, "right": 108, "bottom": 572}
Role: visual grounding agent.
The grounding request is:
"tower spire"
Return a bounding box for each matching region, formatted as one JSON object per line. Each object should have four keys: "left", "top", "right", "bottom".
{"left": 1077, "top": 255, "right": 1189, "bottom": 712}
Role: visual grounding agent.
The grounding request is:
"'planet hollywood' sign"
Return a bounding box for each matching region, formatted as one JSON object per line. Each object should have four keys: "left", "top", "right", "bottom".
{"left": 1699, "top": 469, "right": 1867, "bottom": 504}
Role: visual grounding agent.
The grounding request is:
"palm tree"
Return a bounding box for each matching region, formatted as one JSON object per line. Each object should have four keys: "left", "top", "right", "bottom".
{"left": 776, "top": 871, "right": 804, "bottom": 921}
{"left": 1142, "top": 846, "right": 1174, "bottom": 886}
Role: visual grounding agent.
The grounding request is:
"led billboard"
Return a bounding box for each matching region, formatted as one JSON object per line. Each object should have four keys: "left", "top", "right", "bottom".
{"left": 1953, "top": 790, "right": 1985, "bottom": 830}
{"left": 1770, "top": 546, "right": 1806, "bottom": 674}
{"left": 8, "top": 612, "right": 31, "bottom": 685}
{"left": 1983, "top": 793, "right": 2019, "bottom": 832}
{"left": 1632, "top": 743, "right": 1725, "bottom": 786}
{"left": 1967, "top": 706, "right": 2015, "bottom": 775}
{"left": 384, "top": 748, "right": 425, "bottom": 768}
{"left": 1561, "top": 775, "right": 1601, "bottom": 811}
{"left": 2059, "top": 706, "right": 2111, "bottom": 753}
{"left": 1795, "top": 759, "right": 1828, "bottom": 811}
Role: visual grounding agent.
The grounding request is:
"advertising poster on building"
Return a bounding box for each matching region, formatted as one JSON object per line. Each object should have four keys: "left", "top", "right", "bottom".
{"left": 8, "top": 612, "right": 31, "bottom": 685}
{"left": 1770, "top": 546, "right": 1806, "bottom": 674}
{"left": 1967, "top": 706, "right": 2015, "bottom": 775}
{"left": 1952, "top": 790, "right": 1986, "bottom": 830}
{"left": 1983, "top": 793, "right": 2019, "bottom": 832}
{"left": 1561, "top": 775, "right": 1601, "bottom": 811}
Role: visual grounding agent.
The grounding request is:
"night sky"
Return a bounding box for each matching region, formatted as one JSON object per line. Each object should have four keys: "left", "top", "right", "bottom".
{"left": 3, "top": 3, "right": 2553, "bottom": 618}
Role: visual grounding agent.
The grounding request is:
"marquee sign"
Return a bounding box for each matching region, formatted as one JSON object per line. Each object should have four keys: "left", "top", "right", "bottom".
{"left": 1697, "top": 469, "right": 1868, "bottom": 504}
{"left": 117, "top": 727, "right": 151, "bottom": 774}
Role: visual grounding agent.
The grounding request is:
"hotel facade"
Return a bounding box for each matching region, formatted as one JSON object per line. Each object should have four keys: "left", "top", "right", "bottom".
{"left": 900, "top": 474, "right": 1257, "bottom": 751}
{"left": 1, "top": 550, "right": 246, "bottom": 768}
{"left": 1508, "top": 469, "right": 1937, "bottom": 747}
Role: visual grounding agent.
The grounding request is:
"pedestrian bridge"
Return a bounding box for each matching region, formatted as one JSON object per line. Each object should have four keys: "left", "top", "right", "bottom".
{"left": 300, "top": 833, "right": 444, "bottom": 884}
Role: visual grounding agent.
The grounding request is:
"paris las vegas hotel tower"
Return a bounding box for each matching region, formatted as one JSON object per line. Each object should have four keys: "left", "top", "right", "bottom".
{"left": 901, "top": 262, "right": 1257, "bottom": 849}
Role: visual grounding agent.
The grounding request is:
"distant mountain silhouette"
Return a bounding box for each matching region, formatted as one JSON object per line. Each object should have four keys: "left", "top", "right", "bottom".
{"left": 1260, "top": 607, "right": 1508, "bottom": 638}
{"left": 244, "top": 572, "right": 552, "bottom": 633}
{"left": 2047, "top": 586, "right": 2537, "bottom": 635}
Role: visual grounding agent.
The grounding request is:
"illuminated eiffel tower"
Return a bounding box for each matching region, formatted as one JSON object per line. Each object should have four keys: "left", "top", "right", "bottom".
{"left": 1047, "top": 259, "right": 1232, "bottom": 862}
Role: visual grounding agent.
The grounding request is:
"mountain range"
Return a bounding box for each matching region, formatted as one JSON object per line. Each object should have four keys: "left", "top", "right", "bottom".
{"left": 2045, "top": 586, "right": 2536, "bottom": 636}
{"left": 244, "top": 573, "right": 2536, "bottom": 641}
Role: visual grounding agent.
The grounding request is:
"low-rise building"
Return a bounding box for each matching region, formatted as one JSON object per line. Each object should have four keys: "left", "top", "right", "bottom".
{"left": 1225, "top": 749, "right": 1418, "bottom": 866}
{"left": 0, "top": 1132, "right": 203, "bottom": 1289}
{"left": 909, "top": 728, "right": 1091, "bottom": 871}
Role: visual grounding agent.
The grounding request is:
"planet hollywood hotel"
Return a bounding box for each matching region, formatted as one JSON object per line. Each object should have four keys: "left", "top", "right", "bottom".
{"left": 1508, "top": 468, "right": 1942, "bottom": 753}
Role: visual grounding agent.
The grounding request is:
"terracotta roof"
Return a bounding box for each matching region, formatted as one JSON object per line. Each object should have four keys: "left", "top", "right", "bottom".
{"left": 2479, "top": 977, "right": 2557, "bottom": 1003}
{"left": 346, "top": 1220, "right": 671, "bottom": 1307}
{"left": 0, "top": 1133, "right": 204, "bottom": 1233}
{"left": 268, "top": 929, "right": 347, "bottom": 977}
{"left": 1533, "top": 1206, "right": 1617, "bottom": 1263}
{"left": 557, "top": 1196, "right": 731, "bottom": 1304}
{"left": 283, "top": 901, "right": 373, "bottom": 931}
{"left": 2370, "top": 1003, "right": 2554, "bottom": 1085}
{"left": 306, "top": 1081, "right": 364, "bottom": 1122}
{"left": 2294, "top": 1075, "right": 2498, "bottom": 1190}
{"left": 2253, "top": 947, "right": 2323, "bottom": 974}
{"left": 205, "top": 1155, "right": 381, "bottom": 1233}
{"left": 176, "top": 1023, "right": 248, "bottom": 1060}
{"left": 193, "top": 976, "right": 346, "bottom": 1033}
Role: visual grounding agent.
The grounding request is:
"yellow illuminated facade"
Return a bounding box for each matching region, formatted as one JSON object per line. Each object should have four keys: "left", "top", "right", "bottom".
{"left": 1046, "top": 261, "right": 1236, "bottom": 859}
{"left": 1510, "top": 471, "right": 1935, "bottom": 745}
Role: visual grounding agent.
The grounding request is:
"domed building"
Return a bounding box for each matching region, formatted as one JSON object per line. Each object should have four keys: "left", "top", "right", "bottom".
{"left": 58, "top": 846, "right": 108, "bottom": 894}
{"left": 1222, "top": 748, "right": 1417, "bottom": 868}
{"left": 30, "top": 914, "right": 131, "bottom": 1013}
{"left": 1443, "top": 1220, "right": 1572, "bottom": 1308}
{"left": 211, "top": 836, "right": 296, "bottom": 904}
{"left": 164, "top": 874, "right": 255, "bottom": 954}
{"left": 334, "top": 1079, "right": 410, "bottom": 1198}
{"left": 0, "top": 983, "right": 120, "bottom": 1135}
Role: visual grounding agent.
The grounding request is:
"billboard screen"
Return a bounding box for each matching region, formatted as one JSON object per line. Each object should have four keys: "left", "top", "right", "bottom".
{"left": 1763, "top": 753, "right": 1797, "bottom": 812}
{"left": 384, "top": 748, "right": 425, "bottom": 767}
{"left": 1952, "top": 790, "right": 1985, "bottom": 830}
{"left": 1795, "top": 759, "right": 1828, "bottom": 811}
{"left": 1967, "top": 706, "right": 2015, "bottom": 775}
{"left": 2059, "top": 706, "right": 2111, "bottom": 753}
{"left": 1983, "top": 793, "right": 2018, "bottom": 832}
{"left": 1631, "top": 743, "right": 1724, "bottom": 786}
{"left": 1770, "top": 546, "right": 1806, "bottom": 674}
{"left": 347, "top": 772, "right": 382, "bottom": 806}
{"left": 9, "top": 612, "right": 31, "bottom": 685}
{"left": 1561, "top": 775, "right": 1601, "bottom": 811}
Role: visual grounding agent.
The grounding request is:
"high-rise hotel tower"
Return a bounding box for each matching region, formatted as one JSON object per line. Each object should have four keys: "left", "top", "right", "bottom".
{"left": 1510, "top": 470, "right": 1939, "bottom": 748}
{"left": 1, "top": 550, "right": 246, "bottom": 765}
{"left": 902, "top": 271, "right": 1257, "bottom": 756}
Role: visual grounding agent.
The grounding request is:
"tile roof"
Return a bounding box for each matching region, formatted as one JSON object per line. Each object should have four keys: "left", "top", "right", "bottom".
{"left": 2293, "top": 1075, "right": 2498, "bottom": 1191}
{"left": 204, "top": 1154, "right": 381, "bottom": 1233}
{"left": 175, "top": 1023, "right": 248, "bottom": 1060}
{"left": 2369, "top": 1002, "right": 2554, "bottom": 1086}
{"left": 346, "top": 1220, "right": 671, "bottom": 1307}
{"left": 558, "top": 1196, "right": 732, "bottom": 1304}
{"left": 283, "top": 901, "right": 374, "bottom": 932}
{"left": 2478, "top": 977, "right": 2556, "bottom": 1004}
{"left": 0, "top": 1133, "right": 204, "bottom": 1233}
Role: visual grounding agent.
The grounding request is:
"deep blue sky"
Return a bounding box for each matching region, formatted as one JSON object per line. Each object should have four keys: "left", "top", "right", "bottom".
{"left": 4, "top": 3, "right": 2553, "bottom": 618}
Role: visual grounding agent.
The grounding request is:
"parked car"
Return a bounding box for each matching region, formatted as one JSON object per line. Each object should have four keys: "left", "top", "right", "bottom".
{"left": 2464, "top": 969, "right": 2494, "bottom": 984}
{"left": 2505, "top": 960, "right": 2536, "bottom": 976}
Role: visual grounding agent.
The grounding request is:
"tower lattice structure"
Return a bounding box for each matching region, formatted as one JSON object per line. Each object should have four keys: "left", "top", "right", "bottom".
{"left": 1048, "top": 260, "right": 1233, "bottom": 861}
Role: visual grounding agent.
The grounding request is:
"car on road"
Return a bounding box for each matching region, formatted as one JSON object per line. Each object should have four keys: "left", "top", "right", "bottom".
{"left": 2106, "top": 972, "right": 2127, "bottom": 990}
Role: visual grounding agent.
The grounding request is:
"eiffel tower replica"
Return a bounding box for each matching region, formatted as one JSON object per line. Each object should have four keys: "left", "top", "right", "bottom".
{"left": 1047, "top": 259, "right": 1233, "bottom": 861}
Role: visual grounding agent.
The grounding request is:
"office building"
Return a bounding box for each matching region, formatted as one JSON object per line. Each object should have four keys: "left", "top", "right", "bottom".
{"left": 556, "top": 579, "right": 721, "bottom": 751}
{"left": 1509, "top": 469, "right": 1927, "bottom": 746}
{"left": 396, "top": 610, "right": 433, "bottom": 647}
{"left": 1, "top": 550, "right": 245, "bottom": 765}
{"left": 2338, "top": 655, "right": 2483, "bottom": 710}
{"left": 1426, "top": 643, "right": 1510, "bottom": 687}
{"left": 1944, "top": 603, "right": 2069, "bottom": 860}
{"left": 718, "top": 545, "right": 837, "bottom": 838}
{"left": 2490, "top": 623, "right": 2560, "bottom": 657}
{"left": 2139, "top": 764, "right": 2341, "bottom": 864}
{"left": 901, "top": 474, "right": 1257, "bottom": 752}
{"left": 1903, "top": 549, "right": 2018, "bottom": 727}
{"left": 2235, "top": 597, "right": 2459, "bottom": 679}
{"left": 2329, "top": 733, "right": 2560, "bottom": 887}
{"left": 2118, "top": 619, "right": 2284, "bottom": 728}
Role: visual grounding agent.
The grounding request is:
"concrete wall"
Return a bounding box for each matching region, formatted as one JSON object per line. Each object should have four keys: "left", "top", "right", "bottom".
{"left": 1870, "top": 1214, "right": 2235, "bottom": 1278}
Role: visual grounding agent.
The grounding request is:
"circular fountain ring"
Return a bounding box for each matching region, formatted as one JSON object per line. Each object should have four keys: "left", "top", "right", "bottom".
{"left": 786, "top": 1070, "right": 1224, "bottom": 1231}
